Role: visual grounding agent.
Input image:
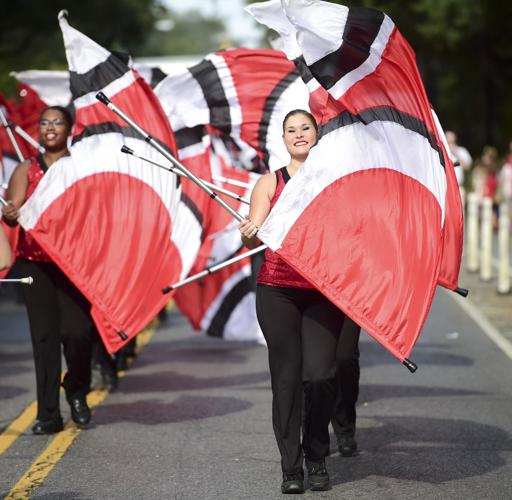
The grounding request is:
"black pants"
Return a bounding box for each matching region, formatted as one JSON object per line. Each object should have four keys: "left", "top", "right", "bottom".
{"left": 332, "top": 317, "right": 360, "bottom": 438}
{"left": 18, "top": 259, "right": 94, "bottom": 422}
{"left": 256, "top": 284, "right": 344, "bottom": 475}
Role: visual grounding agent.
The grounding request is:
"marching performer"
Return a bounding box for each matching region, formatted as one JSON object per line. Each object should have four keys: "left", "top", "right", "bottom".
{"left": 2, "top": 106, "right": 94, "bottom": 434}
{"left": 239, "top": 109, "right": 357, "bottom": 494}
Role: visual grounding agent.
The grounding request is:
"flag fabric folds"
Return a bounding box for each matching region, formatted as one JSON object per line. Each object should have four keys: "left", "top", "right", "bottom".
{"left": 155, "top": 48, "right": 310, "bottom": 172}
{"left": 18, "top": 13, "right": 186, "bottom": 352}
{"left": 173, "top": 128, "right": 263, "bottom": 342}
{"left": 247, "top": 0, "right": 462, "bottom": 362}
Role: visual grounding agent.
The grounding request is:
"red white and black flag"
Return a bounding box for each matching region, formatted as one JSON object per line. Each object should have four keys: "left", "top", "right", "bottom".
{"left": 247, "top": 0, "right": 462, "bottom": 362}
{"left": 173, "top": 129, "right": 263, "bottom": 342}
{"left": 18, "top": 13, "right": 189, "bottom": 352}
{"left": 155, "top": 48, "right": 310, "bottom": 171}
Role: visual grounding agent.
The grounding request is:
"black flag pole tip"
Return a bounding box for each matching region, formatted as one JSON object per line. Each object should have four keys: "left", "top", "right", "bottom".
{"left": 95, "top": 92, "right": 110, "bottom": 106}
{"left": 121, "top": 145, "right": 134, "bottom": 155}
{"left": 118, "top": 331, "right": 128, "bottom": 341}
{"left": 162, "top": 286, "right": 173, "bottom": 294}
{"left": 402, "top": 358, "right": 418, "bottom": 373}
{"left": 454, "top": 287, "right": 469, "bottom": 297}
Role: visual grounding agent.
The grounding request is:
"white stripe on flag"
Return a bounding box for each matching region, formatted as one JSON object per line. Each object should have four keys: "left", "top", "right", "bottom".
{"left": 223, "top": 291, "right": 264, "bottom": 342}
{"left": 258, "top": 121, "right": 447, "bottom": 250}
{"left": 60, "top": 16, "right": 110, "bottom": 74}
{"left": 329, "top": 16, "right": 394, "bottom": 100}
{"left": 19, "top": 135, "right": 180, "bottom": 230}
{"left": 206, "top": 53, "right": 243, "bottom": 138}
{"left": 74, "top": 70, "right": 136, "bottom": 109}
{"left": 155, "top": 69, "right": 210, "bottom": 132}
{"left": 199, "top": 265, "right": 252, "bottom": 332}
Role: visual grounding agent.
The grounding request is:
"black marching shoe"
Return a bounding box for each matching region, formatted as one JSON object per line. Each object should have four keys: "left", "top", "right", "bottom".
{"left": 281, "top": 472, "right": 305, "bottom": 494}
{"left": 306, "top": 460, "right": 330, "bottom": 491}
{"left": 68, "top": 395, "right": 91, "bottom": 426}
{"left": 338, "top": 435, "right": 357, "bottom": 457}
{"left": 32, "top": 418, "right": 64, "bottom": 435}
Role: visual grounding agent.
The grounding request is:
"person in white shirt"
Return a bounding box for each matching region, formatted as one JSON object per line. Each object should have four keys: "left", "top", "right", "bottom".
{"left": 445, "top": 131, "right": 472, "bottom": 186}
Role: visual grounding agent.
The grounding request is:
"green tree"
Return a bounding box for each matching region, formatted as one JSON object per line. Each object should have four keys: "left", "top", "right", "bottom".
{"left": 0, "top": 0, "right": 158, "bottom": 96}
{"left": 137, "top": 9, "right": 229, "bottom": 57}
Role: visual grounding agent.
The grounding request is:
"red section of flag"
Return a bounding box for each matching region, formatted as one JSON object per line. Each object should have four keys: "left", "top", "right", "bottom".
{"left": 0, "top": 221, "right": 19, "bottom": 280}
{"left": 278, "top": 169, "right": 442, "bottom": 361}
{"left": 29, "top": 172, "right": 181, "bottom": 347}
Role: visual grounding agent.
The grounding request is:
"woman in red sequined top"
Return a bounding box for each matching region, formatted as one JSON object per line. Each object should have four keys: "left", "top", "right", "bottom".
{"left": 239, "top": 110, "right": 348, "bottom": 494}
{"left": 2, "top": 106, "right": 94, "bottom": 435}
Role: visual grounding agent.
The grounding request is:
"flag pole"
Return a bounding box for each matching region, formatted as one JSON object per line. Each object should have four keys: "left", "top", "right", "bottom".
{"left": 211, "top": 174, "right": 253, "bottom": 190}
{"left": 162, "top": 244, "right": 266, "bottom": 293}
{"left": 13, "top": 125, "right": 45, "bottom": 154}
{"left": 120, "top": 146, "right": 249, "bottom": 205}
{"left": 95, "top": 92, "right": 245, "bottom": 222}
{"left": 0, "top": 108, "right": 25, "bottom": 162}
{"left": 0, "top": 277, "right": 33, "bottom": 285}
{"left": 0, "top": 195, "right": 8, "bottom": 207}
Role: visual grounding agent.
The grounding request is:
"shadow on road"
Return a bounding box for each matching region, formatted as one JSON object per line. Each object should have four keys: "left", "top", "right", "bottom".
{"left": 329, "top": 415, "right": 511, "bottom": 485}
{"left": 360, "top": 338, "right": 475, "bottom": 369}
{"left": 359, "top": 383, "right": 482, "bottom": 403}
{"left": 116, "top": 370, "right": 270, "bottom": 394}
{"left": 94, "top": 395, "right": 253, "bottom": 425}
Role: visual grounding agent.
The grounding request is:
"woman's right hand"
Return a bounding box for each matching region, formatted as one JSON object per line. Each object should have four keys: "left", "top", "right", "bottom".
{"left": 238, "top": 217, "right": 259, "bottom": 240}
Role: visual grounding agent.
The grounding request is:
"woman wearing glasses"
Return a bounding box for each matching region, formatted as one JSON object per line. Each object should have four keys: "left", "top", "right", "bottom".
{"left": 1, "top": 106, "right": 94, "bottom": 434}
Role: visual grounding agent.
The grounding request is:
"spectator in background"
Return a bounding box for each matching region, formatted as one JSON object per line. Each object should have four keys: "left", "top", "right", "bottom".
{"left": 499, "top": 140, "right": 512, "bottom": 210}
{"left": 472, "top": 146, "right": 499, "bottom": 205}
{"left": 446, "top": 131, "right": 472, "bottom": 186}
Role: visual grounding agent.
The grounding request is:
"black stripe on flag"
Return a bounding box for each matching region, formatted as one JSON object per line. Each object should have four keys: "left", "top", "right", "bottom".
{"left": 71, "top": 122, "right": 181, "bottom": 187}
{"left": 320, "top": 106, "right": 445, "bottom": 168}
{"left": 308, "top": 8, "right": 385, "bottom": 90}
{"left": 72, "top": 122, "right": 173, "bottom": 155}
{"left": 180, "top": 191, "right": 204, "bottom": 229}
{"left": 175, "top": 125, "right": 206, "bottom": 150}
{"left": 69, "top": 54, "right": 128, "bottom": 99}
{"left": 188, "top": 60, "right": 232, "bottom": 134}
{"left": 258, "top": 69, "right": 301, "bottom": 167}
{"left": 206, "top": 276, "right": 253, "bottom": 338}
{"left": 150, "top": 68, "right": 167, "bottom": 89}
{"left": 293, "top": 56, "right": 314, "bottom": 84}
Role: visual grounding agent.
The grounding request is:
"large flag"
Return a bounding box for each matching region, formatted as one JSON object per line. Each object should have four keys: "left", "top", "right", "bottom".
{"left": 18, "top": 13, "right": 188, "bottom": 352}
{"left": 247, "top": 0, "right": 463, "bottom": 363}
{"left": 173, "top": 127, "right": 263, "bottom": 342}
{"left": 155, "top": 48, "right": 310, "bottom": 172}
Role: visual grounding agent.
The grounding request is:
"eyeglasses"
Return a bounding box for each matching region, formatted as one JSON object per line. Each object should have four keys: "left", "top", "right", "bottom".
{"left": 39, "top": 119, "right": 67, "bottom": 127}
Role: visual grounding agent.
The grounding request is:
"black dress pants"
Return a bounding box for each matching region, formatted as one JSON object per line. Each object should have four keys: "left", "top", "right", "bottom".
{"left": 256, "top": 284, "right": 344, "bottom": 475}
{"left": 332, "top": 317, "right": 361, "bottom": 438}
{"left": 18, "top": 259, "right": 94, "bottom": 422}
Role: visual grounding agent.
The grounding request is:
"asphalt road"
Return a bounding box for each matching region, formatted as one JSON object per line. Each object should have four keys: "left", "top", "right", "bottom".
{"left": 1, "top": 288, "right": 512, "bottom": 499}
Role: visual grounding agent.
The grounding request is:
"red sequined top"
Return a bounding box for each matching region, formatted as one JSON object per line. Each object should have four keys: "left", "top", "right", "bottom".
{"left": 16, "top": 156, "right": 52, "bottom": 262}
{"left": 257, "top": 167, "right": 313, "bottom": 289}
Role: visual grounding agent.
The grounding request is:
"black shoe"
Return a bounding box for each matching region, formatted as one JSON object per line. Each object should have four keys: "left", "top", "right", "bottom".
{"left": 100, "top": 370, "right": 118, "bottom": 391}
{"left": 306, "top": 460, "right": 330, "bottom": 491}
{"left": 32, "top": 418, "right": 64, "bottom": 435}
{"left": 281, "top": 473, "right": 304, "bottom": 494}
{"left": 68, "top": 395, "right": 91, "bottom": 426}
{"left": 338, "top": 435, "right": 357, "bottom": 457}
